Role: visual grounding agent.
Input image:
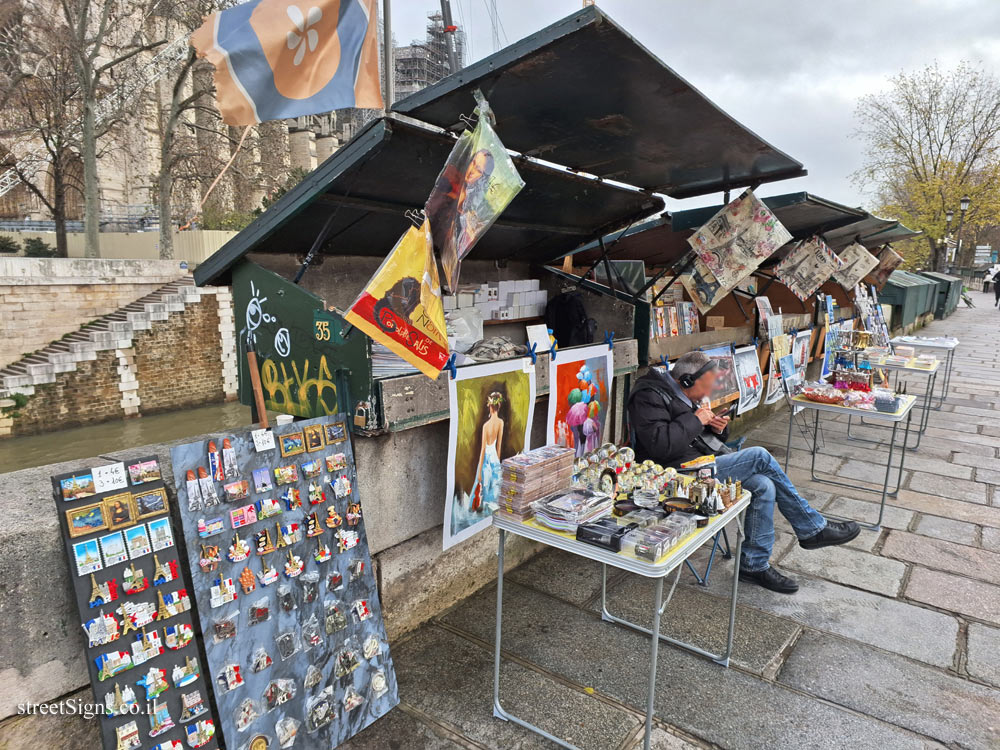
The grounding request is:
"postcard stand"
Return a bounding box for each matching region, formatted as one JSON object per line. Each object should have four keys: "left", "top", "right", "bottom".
{"left": 170, "top": 414, "right": 398, "bottom": 749}
{"left": 51, "top": 456, "right": 219, "bottom": 750}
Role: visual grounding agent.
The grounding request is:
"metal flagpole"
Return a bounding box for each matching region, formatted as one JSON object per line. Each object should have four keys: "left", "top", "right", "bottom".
{"left": 382, "top": 0, "right": 394, "bottom": 107}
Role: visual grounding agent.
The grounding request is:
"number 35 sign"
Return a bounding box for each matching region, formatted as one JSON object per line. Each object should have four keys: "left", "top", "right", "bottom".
{"left": 313, "top": 310, "right": 345, "bottom": 344}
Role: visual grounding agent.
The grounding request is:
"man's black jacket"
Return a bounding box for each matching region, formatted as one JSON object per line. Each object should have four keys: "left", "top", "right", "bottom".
{"left": 626, "top": 368, "right": 730, "bottom": 468}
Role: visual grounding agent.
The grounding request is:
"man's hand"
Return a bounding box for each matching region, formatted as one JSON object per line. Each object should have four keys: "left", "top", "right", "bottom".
{"left": 708, "top": 414, "right": 730, "bottom": 434}
{"left": 695, "top": 406, "right": 715, "bottom": 426}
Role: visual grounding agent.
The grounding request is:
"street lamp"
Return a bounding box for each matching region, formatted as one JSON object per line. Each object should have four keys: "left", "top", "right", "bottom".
{"left": 956, "top": 195, "right": 971, "bottom": 267}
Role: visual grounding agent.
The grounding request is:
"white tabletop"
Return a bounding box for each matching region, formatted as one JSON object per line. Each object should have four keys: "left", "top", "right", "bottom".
{"left": 891, "top": 336, "right": 959, "bottom": 351}
{"left": 871, "top": 358, "right": 941, "bottom": 375}
{"left": 791, "top": 393, "right": 917, "bottom": 422}
{"left": 494, "top": 491, "right": 751, "bottom": 579}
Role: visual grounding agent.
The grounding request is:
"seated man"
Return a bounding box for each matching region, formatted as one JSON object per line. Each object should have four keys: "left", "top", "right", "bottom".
{"left": 627, "top": 351, "right": 859, "bottom": 593}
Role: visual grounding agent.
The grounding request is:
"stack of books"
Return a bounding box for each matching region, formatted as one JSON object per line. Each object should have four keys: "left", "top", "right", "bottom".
{"left": 532, "top": 487, "right": 614, "bottom": 533}
{"left": 496, "top": 446, "right": 574, "bottom": 521}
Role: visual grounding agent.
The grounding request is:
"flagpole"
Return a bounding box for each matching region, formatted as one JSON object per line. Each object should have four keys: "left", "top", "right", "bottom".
{"left": 382, "top": 0, "right": 394, "bottom": 108}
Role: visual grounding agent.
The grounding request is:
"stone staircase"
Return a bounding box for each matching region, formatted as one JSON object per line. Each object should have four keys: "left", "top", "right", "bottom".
{"left": 0, "top": 277, "right": 208, "bottom": 397}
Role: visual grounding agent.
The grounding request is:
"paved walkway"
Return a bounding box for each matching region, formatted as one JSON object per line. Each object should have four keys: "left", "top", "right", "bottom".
{"left": 345, "top": 292, "right": 1000, "bottom": 750}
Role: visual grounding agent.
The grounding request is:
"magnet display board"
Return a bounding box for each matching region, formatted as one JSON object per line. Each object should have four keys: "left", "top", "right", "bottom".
{"left": 170, "top": 415, "right": 398, "bottom": 749}
{"left": 52, "top": 456, "right": 220, "bottom": 750}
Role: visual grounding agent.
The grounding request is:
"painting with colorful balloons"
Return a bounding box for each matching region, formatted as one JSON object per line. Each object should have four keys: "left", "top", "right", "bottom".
{"left": 546, "top": 344, "right": 614, "bottom": 458}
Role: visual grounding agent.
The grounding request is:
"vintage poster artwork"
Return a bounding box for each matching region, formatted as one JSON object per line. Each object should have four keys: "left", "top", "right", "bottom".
{"left": 678, "top": 255, "right": 734, "bottom": 314}
{"left": 701, "top": 344, "right": 740, "bottom": 409}
{"left": 734, "top": 345, "right": 764, "bottom": 415}
{"left": 688, "top": 189, "right": 792, "bottom": 289}
{"left": 866, "top": 245, "right": 904, "bottom": 289}
{"left": 445, "top": 359, "right": 536, "bottom": 549}
{"left": 344, "top": 219, "right": 450, "bottom": 379}
{"left": 775, "top": 237, "right": 845, "bottom": 300}
{"left": 833, "top": 242, "right": 879, "bottom": 289}
{"left": 425, "top": 97, "right": 525, "bottom": 292}
{"left": 546, "top": 344, "right": 614, "bottom": 458}
{"left": 793, "top": 329, "right": 812, "bottom": 371}
{"left": 764, "top": 333, "right": 792, "bottom": 405}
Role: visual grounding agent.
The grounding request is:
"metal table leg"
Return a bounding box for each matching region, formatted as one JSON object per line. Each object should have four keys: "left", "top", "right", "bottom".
{"left": 642, "top": 577, "right": 664, "bottom": 750}
{"left": 846, "top": 370, "right": 935, "bottom": 450}
{"left": 930, "top": 349, "right": 954, "bottom": 410}
{"left": 783, "top": 397, "right": 794, "bottom": 473}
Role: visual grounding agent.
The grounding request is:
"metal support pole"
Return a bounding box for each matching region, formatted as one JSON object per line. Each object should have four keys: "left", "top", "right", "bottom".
{"left": 382, "top": 0, "right": 394, "bottom": 107}
{"left": 439, "top": 0, "right": 459, "bottom": 73}
{"left": 643, "top": 578, "right": 664, "bottom": 750}
{"left": 493, "top": 528, "right": 505, "bottom": 719}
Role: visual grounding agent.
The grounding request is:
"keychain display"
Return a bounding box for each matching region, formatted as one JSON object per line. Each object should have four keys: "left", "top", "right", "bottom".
{"left": 170, "top": 416, "right": 397, "bottom": 748}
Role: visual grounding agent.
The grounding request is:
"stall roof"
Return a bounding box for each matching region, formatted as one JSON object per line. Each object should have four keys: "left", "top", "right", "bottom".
{"left": 392, "top": 7, "right": 806, "bottom": 198}
{"left": 885, "top": 270, "right": 926, "bottom": 288}
{"left": 194, "top": 115, "right": 663, "bottom": 286}
{"left": 567, "top": 192, "right": 867, "bottom": 268}
{"left": 820, "top": 216, "right": 921, "bottom": 251}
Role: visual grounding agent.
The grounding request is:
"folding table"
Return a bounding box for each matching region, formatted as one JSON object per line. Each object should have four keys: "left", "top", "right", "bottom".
{"left": 889, "top": 336, "right": 959, "bottom": 410}
{"left": 847, "top": 358, "right": 939, "bottom": 449}
{"left": 492, "top": 492, "right": 750, "bottom": 750}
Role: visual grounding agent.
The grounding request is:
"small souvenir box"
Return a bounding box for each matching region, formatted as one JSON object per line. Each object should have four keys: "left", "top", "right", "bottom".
{"left": 623, "top": 527, "right": 675, "bottom": 562}
{"left": 575, "top": 518, "right": 636, "bottom": 552}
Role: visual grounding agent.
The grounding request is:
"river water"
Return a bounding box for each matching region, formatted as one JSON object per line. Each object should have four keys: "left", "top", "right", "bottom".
{"left": 0, "top": 401, "right": 253, "bottom": 473}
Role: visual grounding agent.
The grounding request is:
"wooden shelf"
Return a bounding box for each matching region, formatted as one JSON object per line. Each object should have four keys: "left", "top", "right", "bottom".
{"left": 483, "top": 316, "right": 544, "bottom": 326}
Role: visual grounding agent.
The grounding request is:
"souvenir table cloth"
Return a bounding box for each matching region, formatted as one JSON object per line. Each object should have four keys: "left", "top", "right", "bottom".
{"left": 52, "top": 456, "right": 219, "bottom": 750}
{"left": 170, "top": 415, "right": 398, "bottom": 750}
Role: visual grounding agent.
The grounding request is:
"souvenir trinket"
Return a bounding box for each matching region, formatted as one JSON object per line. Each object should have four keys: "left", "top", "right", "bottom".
{"left": 239, "top": 566, "right": 256, "bottom": 594}
{"left": 149, "top": 695, "right": 175, "bottom": 737}
{"left": 210, "top": 577, "right": 237, "bottom": 608}
{"left": 224, "top": 479, "right": 251, "bottom": 503}
{"left": 304, "top": 424, "right": 325, "bottom": 452}
{"left": 353, "top": 599, "right": 372, "bottom": 622}
{"left": 247, "top": 735, "right": 269, "bottom": 750}
{"left": 326, "top": 453, "right": 347, "bottom": 472}
{"left": 263, "top": 679, "right": 296, "bottom": 711}
{"left": 280, "top": 487, "right": 301, "bottom": 510}
{"left": 95, "top": 649, "right": 132, "bottom": 681}
{"left": 83, "top": 609, "right": 120, "bottom": 647}
{"left": 122, "top": 564, "right": 148, "bottom": 595}
{"left": 250, "top": 648, "right": 272, "bottom": 673}
{"left": 88, "top": 573, "right": 118, "bottom": 607}
{"left": 332, "top": 474, "right": 352, "bottom": 499}
{"left": 334, "top": 646, "right": 360, "bottom": 677}
{"left": 115, "top": 720, "right": 141, "bottom": 750}
{"left": 197, "top": 467, "right": 220, "bottom": 506}
{"left": 325, "top": 506, "right": 343, "bottom": 528}
{"left": 257, "top": 557, "right": 279, "bottom": 586}
{"left": 256, "top": 497, "right": 282, "bottom": 519}
{"left": 324, "top": 600, "right": 347, "bottom": 634}
{"left": 307, "top": 481, "right": 325, "bottom": 505}
{"left": 164, "top": 622, "right": 193, "bottom": 650}
{"left": 148, "top": 518, "right": 174, "bottom": 551}
{"left": 325, "top": 421, "right": 347, "bottom": 444}
{"left": 277, "top": 584, "right": 296, "bottom": 612}
{"left": 60, "top": 472, "right": 96, "bottom": 502}
{"left": 276, "top": 716, "right": 301, "bottom": 747}
{"left": 327, "top": 571, "right": 343, "bottom": 590}
{"left": 252, "top": 467, "right": 273, "bottom": 494}
{"left": 274, "top": 465, "right": 298, "bottom": 486}
{"left": 137, "top": 666, "right": 169, "bottom": 699}
{"left": 370, "top": 670, "right": 389, "bottom": 698}
{"left": 222, "top": 438, "right": 239, "bottom": 478}
{"left": 301, "top": 614, "right": 322, "bottom": 649}
{"left": 336, "top": 528, "right": 359, "bottom": 552}
{"left": 179, "top": 689, "right": 207, "bottom": 722}
{"left": 117, "top": 600, "right": 158, "bottom": 632}
{"left": 212, "top": 615, "right": 237, "bottom": 643}
{"left": 284, "top": 550, "right": 304, "bottom": 578}
{"left": 185, "top": 470, "right": 203, "bottom": 511}
{"left": 152, "top": 554, "right": 178, "bottom": 586}
{"left": 363, "top": 635, "right": 381, "bottom": 660}
{"left": 208, "top": 441, "right": 224, "bottom": 481}
{"left": 103, "top": 494, "right": 133, "bottom": 531}
{"left": 279, "top": 432, "right": 306, "bottom": 457}
{"left": 199, "top": 543, "right": 221, "bottom": 572}
{"left": 152, "top": 740, "right": 184, "bottom": 750}
{"left": 197, "top": 516, "right": 224, "bottom": 538}
{"left": 230, "top": 504, "right": 257, "bottom": 528}
{"left": 248, "top": 597, "right": 270, "bottom": 626}
{"left": 304, "top": 664, "right": 322, "bottom": 689}
{"left": 304, "top": 686, "right": 335, "bottom": 732}
{"left": 301, "top": 459, "right": 322, "bottom": 479}
{"left": 104, "top": 682, "right": 137, "bottom": 716}
{"left": 185, "top": 719, "right": 215, "bottom": 748}
{"left": 158, "top": 588, "right": 192, "bottom": 619}
{"left": 306, "top": 511, "right": 324, "bottom": 537}
{"left": 300, "top": 571, "right": 319, "bottom": 604}
{"left": 216, "top": 663, "right": 244, "bottom": 692}
{"left": 342, "top": 686, "right": 364, "bottom": 712}
{"left": 314, "top": 538, "right": 332, "bottom": 563}
{"left": 124, "top": 524, "right": 153, "bottom": 558}
{"left": 228, "top": 531, "right": 251, "bottom": 562}
{"left": 346, "top": 501, "right": 362, "bottom": 526}
{"left": 275, "top": 630, "right": 299, "bottom": 661}
{"left": 234, "top": 698, "right": 260, "bottom": 732}
{"left": 348, "top": 558, "right": 365, "bottom": 581}
{"left": 73, "top": 538, "right": 103, "bottom": 576}
{"left": 131, "top": 628, "right": 163, "bottom": 664}
{"left": 255, "top": 527, "right": 275, "bottom": 555}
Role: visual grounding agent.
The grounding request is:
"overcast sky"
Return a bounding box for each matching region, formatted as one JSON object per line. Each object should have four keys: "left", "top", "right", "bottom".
{"left": 390, "top": 0, "right": 1000, "bottom": 214}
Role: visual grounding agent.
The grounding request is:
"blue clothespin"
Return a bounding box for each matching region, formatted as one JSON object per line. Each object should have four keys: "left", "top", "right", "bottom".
{"left": 549, "top": 338, "right": 558, "bottom": 361}
{"left": 528, "top": 342, "right": 537, "bottom": 365}
{"left": 445, "top": 352, "right": 458, "bottom": 380}
{"left": 604, "top": 330, "right": 615, "bottom": 350}
{"left": 790, "top": 327, "right": 798, "bottom": 337}
{"left": 752, "top": 337, "right": 759, "bottom": 348}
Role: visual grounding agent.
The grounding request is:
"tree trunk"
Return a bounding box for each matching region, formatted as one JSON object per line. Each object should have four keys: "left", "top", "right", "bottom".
{"left": 928, "top": 236, "right": 941, "bottom": 272}
{"left": 81, "top": 98, "right": 100, "bottom": 257}
{"left": 157, "top": 161, "right": 173, "bottom": 259}
{"left": 52, "top": 172, "right": 68, "bottom": 258}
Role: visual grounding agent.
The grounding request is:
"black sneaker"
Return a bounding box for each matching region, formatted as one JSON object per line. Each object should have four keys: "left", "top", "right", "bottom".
{"left": 799, "top": 520, "right": 861, "bottom": 550}
{"left": 739, "top": 566, "right": 799, "bottom": 594}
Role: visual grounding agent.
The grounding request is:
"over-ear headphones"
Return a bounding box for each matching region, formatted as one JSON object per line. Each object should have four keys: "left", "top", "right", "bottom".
{"left": 677, "top": 361, "right": 716, "bottom": 389}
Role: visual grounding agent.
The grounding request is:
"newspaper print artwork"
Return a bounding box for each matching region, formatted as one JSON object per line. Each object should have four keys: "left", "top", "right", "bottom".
{"left": 865, "top": 245, "right": 904, "bottom": 289}
{"left": 833, "top": 242, "right": 879, "bottom": 289}
{"left": 775, "top": 237, "right": 845, "bottom": 300}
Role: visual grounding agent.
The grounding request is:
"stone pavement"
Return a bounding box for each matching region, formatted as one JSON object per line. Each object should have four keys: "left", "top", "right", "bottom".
{"left": 343, "top": 293, "right": 1000, "bottom": 750}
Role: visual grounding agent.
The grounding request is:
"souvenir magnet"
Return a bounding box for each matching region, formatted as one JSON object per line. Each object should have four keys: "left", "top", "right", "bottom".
{"left": 73, "top": 538, "right": 103, "bottom": 576}
{"left": 164, "top": 622, "right": 193, "bottom": 650}
{"left": 234, "top": 698, "right": 260, "bottom": 732}
{"left": 60, "top": 472, "right": 96, "bottom": 502}
{"left": 224, "top": 479, "right": 251, "bottom": 503}
{"left": 324, "top": 600, "right": 347, "bottom": 634}
{"left": 256, "top": 497, "right": 282, "bottom": 519}
{"left": 304, "top": 686, "right": 335, "bottom": 732}
{"left": 197, "top": 466, "right": 220, "bottom": 506}
{"left": 336, "top": 528, "right": 359, "bottom": 552}
{"left": 325, "top": 506, "right": 342, "bottom": 528}
{"left": 363, "top": 635, "right": 381, "bottom": 660}
{"left": 137, "top": 666, "right": 169, "bottom": 699}
{"left": 185, "top": 470, "right": 203, "bottom": 512}
{"left": 370, "top": 670, "right": 389, "bottom": 698}
{"left": 210, "top": 577, "right": 238, "bottom": 608}
{"left": 239, "top": 566, "right": 257, "bottom": 594}
{"left": 334, "top": 645, "right": 359, "bottom": 678}
{"left": 304, "top": 664, "right": 322, "bottom": 689}
{"left": 179, "top": 689, "right": 207, "bottom": 722}
{"left": 275, "top": 630, "right": 299, "bottom": 661}
{"left": 300, "top": 571, "right": 319, "bottom": 604}
{"left": 88, "top": 573, "right": 118, "bottom": 608}
{"left": 278, "top": 432, "right": 305, "bottom": 458}
{"left": 283, "top": 550, "right": 304, "bottom": 578}
{"left": 248, "top": 597, "right": 270, "bottom": 626}
{"left": 95, "top": 649, "right": 132, "bottom": 681}
{"left": 342, "top": 686, "right": 364, "bottom": 712}
{"left": 274, "top": 464, "right": 299, "bottom": 486}
{"left": 148, "top": 517, "right": 175, "bottom": 551}
{"left": 222, "top": 438, "right": 239, "bottom": 479}
{"left": 250, "top": 647, "right": 272, "bottom": 673}
{"left": 104, "top": 682, "right": 137, "bottom": 717}
{"left": 255, "top": 528, "right": 275, "bottom": 556}
{"left": 83, "top": 609, "right": 120, "bottom": 647}
{"left": 306, "top": 511, "right": 324, "bottom": 537}
{"left": 307, "top": 481, "right": 325, "bottom": 505}
{"left": 208, "top": 441, "right": 223, "bottom": 481}
{"left": 280, "top": 486, "right": 301, "bottom": 510}
{"left": 99, "top": 530, "right": 128, "bottom": 567}
{"left": 326, "top": 452, "right": 347, "bottom": 472}
{"left": 157, "top": 588, "right": 192, "bottom": 619}
{"left": 257, "top": 556, "right": 279, "bottom": 586}
{"left": 228, "top": 531, "right": 251, "bottom": 562}
{"left": 122, "top": 564, "right": 148, "bottom": 595}
{"left": 303, "top": 424, "right": 325, "bottom": 452}
{"left": 213, "top": 614, "right": 237, "bottom": 643}
{"left": 133, "top": 488, "right": 169, "bottom": 520}
{"left": 346, "top": 501, "right": 362, "bottom": 526}
{"left": 252, "top": 467, "right": 274, "bottom": 494}
{"left": 230, "top": 504, "right": 257, "bottom": 528}
{"left": 131, "top": 627, "right": 163, "bottom": 665}
{"left": 152, "top": 554, "right": 178, "bottom": 586}
{"left": 262, "top": 679, "right": 296, "bottom": 712}
{"left": 276, "top": 716, "right": 301, "bottom": 748}
{"left": 314, "top": 538, "right": 332, "bottom": 563}
{"left": 185, "top": 719, "right": 215, "bottom": 748}
{"left": 124, "top": 525, "right": 152, "bottom": 559}
{"left": 275, "top": 522, "right": 300, "bottom": 548}
{"left": 115, "top": 720, "right": 141, "bottom": 750}
{"left": 172, "top": 656, "right": 200, "bottom": 687}
{"left": 149, "top": 695, "right": 175, "bottom": 737}
{"left": 197, "top": 516, "right": 224, "bottom": 538}
{"left": 301, "top": 459, "right": 322, "bottom": 479}
{"left": 353, "top": 599, "right": 372, "bottom": 622}
{"left": 199, "top": 543, "right": 221, "bottom": 572}
{"left": 128, "top": 459, "right": 161, "bottom": 485}
{"left": 216, "top": 663, "right": 244, "bottom": 692}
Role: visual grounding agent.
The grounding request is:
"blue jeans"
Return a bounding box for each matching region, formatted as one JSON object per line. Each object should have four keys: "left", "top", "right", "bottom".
{"left": 714, "top": 446, "right": 827, "bottom": 572}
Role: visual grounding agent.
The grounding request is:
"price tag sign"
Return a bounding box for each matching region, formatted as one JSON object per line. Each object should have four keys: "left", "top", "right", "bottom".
{"left": 93, "top": 463, "right": 128, "bottom": 493}
{"left": 252, "top": 429, "right": 275, "bottom": 452}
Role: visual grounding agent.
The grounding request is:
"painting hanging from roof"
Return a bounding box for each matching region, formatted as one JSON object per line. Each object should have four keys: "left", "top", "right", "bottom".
{"left": 833, "top": 242, "right": 880, "bottom": 289}
{"left": 775, "top": 237, "right": 845, "bottom": 300}
{"left": 865, "top": 245, "right": 904, "bottom": 289}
